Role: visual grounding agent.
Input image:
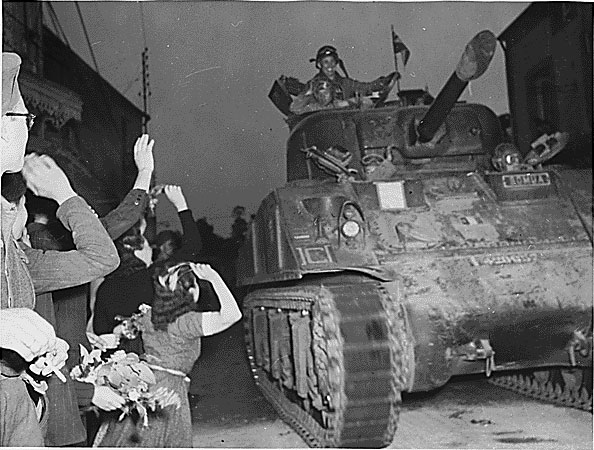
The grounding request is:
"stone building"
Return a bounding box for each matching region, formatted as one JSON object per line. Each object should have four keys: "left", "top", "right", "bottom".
{"left": 3, "top": 2, "right": 147, "bottom": 214}
{"left": 498, "top": 2, "right": 592, "bottom": 167}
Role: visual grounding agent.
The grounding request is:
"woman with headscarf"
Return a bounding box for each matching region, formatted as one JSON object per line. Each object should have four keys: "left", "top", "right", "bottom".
{"left": 94, "top": 262, "right": 241, "bottom": 447}
{"left": 92, "top": 185, "right": 201, "bottom": 352}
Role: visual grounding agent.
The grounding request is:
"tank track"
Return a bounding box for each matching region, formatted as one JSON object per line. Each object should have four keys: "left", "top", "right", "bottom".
{"left": 243, "top": 278, "right": 410, "bottom": 448}
{"left": 488, "top": 367, "right": 592, "bottom": 412}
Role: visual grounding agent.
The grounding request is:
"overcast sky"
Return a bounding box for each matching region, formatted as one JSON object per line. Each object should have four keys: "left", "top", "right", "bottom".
{"left": 48, "top": 1, "right": 529, "bottom": 236}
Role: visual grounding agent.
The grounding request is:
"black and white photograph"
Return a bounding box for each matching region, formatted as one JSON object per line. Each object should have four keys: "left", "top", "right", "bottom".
{"left": 1, "top": 1, "right": 592, "bottom": 448}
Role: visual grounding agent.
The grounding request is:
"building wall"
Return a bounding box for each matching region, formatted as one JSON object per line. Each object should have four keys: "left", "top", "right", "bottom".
{"left": 2, "top": 2, "right": 44, "bottom": 76}
{"left": 500, "top": 3, "right": 592, "bottom": 167}
{"left": 42, "top": 30, "right": 145, "bottom": 213}
{"left": 3, "top": 2, "right": 145, "bottom": 215}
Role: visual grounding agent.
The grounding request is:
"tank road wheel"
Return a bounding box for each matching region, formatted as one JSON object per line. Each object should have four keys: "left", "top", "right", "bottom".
{"left": 243, "top": 278, "right": 410, "bottom": 448}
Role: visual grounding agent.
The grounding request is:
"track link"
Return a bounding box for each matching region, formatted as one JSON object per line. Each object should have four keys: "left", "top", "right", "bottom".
{"left": 243, "top": 278, "right": 409, "bottom": 448}
{"left": 489, "top": 367, "right": 592, "bottom": 412}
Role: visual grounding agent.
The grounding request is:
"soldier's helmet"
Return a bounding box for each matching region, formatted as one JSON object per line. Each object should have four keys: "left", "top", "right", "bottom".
{"left": 310, "top": 45, "right": 339, "bottom": 68}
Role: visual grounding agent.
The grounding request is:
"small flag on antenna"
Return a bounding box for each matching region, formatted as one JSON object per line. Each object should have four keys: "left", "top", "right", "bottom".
{"left": 392, "top": 30, "right": 410, "bottom": 66}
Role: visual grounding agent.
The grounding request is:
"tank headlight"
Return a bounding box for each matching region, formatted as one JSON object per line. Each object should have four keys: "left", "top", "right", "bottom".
{"left": 343, "top": 206, "right": 356, "bottom": 220}
{"left": 341, "top": 220, "right": 361, "bottom": 238}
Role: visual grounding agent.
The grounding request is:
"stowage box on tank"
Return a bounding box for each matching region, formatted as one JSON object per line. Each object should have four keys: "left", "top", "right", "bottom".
{"left": 237, "top": 30, "right": 593, "bottom": 448}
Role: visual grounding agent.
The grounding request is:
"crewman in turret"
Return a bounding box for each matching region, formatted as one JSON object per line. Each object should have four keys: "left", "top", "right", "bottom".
{"left": 305, "top": 45, "right": 398, "bottom": 101}
{"left": 290, "top": 79, "right": 374, "bottom": 115}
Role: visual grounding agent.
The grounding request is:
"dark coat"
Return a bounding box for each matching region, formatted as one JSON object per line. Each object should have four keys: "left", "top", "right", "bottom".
{"left": 93, "top": 266, "right": 153, "bottom": 335}
{"left": 29, "top": 188, "right": 148, "bottom": 446}
{"left": 94, "top": 209, "right": 202, "bottom": 340}
{"left": 308, "top": 71, "right": 387, "bottom": 100}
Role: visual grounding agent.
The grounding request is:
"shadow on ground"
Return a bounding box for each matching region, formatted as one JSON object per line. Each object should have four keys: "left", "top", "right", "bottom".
{"left": 189, "top": 322, "right": 278, "bottom": 426}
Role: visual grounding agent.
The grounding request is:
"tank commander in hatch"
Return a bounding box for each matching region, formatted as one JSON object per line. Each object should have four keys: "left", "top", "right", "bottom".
{"left": 305, "top": 45, "right": 399, "bottom": 102}
{"left": 290, "top": 79, "right": 373, "bottom": 115}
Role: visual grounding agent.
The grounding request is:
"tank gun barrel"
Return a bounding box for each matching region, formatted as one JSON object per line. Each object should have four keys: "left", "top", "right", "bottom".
{"left": 417, "top": 30, "right": 497, "bottom": 143}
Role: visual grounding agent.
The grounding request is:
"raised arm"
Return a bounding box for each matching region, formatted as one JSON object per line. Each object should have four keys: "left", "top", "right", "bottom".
{"left": 346, "top": 72, "right": 398, "bottom": 97}
{"left": 21, "top": 154, "right": 119, "bottom": 294}
{"left": 100, "top": 134, "right": 154, "bottom": 240}
{"left": 163, "top": 263, "right": 241, "bottom": 338}
{"left": 190, "top": 264, "right": 241, "bottom": 336}
{"left": 164, "top": 185, "right": 202, "bottom": 262}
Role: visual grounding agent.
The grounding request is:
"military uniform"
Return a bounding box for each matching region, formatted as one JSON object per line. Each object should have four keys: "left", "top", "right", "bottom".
{"left": 307, "top": 71, "right": 388, "bottom": 101}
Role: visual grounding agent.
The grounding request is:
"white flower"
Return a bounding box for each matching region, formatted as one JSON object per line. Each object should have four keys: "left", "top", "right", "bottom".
{"left": 79, "top": 344, "right": 102, "bottom": 365}
{"left": 109, "top": 350, "right": 127, "bottom": 363}
{"left": 128, "top": 389, "right": 141, "bottom": 402}
{"left": 70, "top": 366, "right": 83, "bottom": 379}
{"left": 85, "top": 369, "right": 98, "bottom": 385}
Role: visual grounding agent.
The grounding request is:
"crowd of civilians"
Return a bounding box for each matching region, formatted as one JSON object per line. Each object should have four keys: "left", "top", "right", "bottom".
{"left": 1, "top": 52, "right": 242, "bottom": 447}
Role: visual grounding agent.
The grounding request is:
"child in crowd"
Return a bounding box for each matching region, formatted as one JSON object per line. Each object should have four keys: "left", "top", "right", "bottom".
{"left": 94, "top": 262, "right": 242, "bottom": 447}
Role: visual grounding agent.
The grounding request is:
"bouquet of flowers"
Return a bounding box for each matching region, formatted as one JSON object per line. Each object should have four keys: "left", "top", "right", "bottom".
{"left": 70, "top": 334, "right": 181, "bottom": 427}
{"left": 147, "top": 184, "right": 165, "bottom": 215}
{"left": 113, "top": 303, "right": 151, "bottom": 341}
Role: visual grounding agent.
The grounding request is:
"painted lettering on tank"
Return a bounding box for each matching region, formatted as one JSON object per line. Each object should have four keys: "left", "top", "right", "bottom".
{"left": 502, "top": 172, "right": 551, "bottom": 188}
{"left": 295, "top": 246, "right": 333, "bottom": 264}
{"left": 469, "top": 253, "right": 540, "bottom": 266}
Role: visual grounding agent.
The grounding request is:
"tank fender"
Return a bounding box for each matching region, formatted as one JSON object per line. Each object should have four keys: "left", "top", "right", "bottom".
{"left": 236, "top": 190, "right": 303, "bottom": 286}
{"left": 335, "top": 265, "right": 397, "bottom": 281}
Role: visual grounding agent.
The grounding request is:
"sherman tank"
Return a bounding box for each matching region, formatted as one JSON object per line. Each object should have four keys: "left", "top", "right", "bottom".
{"left": 236, "top": 30, "right": 593, "bottom": 448}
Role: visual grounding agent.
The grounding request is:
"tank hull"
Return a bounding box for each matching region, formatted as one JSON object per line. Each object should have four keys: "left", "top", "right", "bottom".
{"left": 387, "top": 245, "right": 592, "bottom": 392}
{"left": 243, "top": 28, "right": 592, "bottom": 446}
{"left": 238, "top": 170, "right": 592, "bottom": 447}
{"left": 242, "top": 251, "right": 592, "bottom": 446}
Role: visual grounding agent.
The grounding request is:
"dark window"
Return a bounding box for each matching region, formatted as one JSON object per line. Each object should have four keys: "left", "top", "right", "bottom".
{"left": 60, "top": 121, "right": 78, "bottom": 155}
{"left": 44, "top": 119, "right": 60, "bottom": 141}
